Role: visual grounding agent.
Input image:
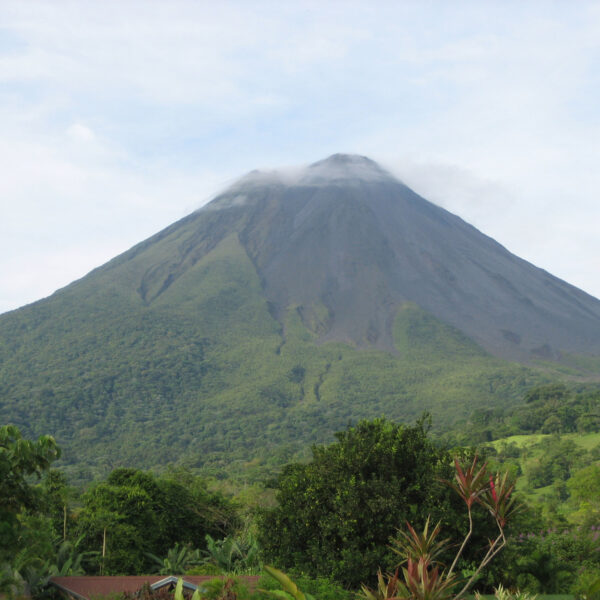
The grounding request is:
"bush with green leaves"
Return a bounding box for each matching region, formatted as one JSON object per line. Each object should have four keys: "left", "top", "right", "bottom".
{"left": 197, "top": 577, "right": 253, "bottom": 600}
{"left": 572, "top": 569, "right": 600, "bottom": 600}
{"left": 258, "top": 417, "right": 486, "bottom": 588}
{"left": 76, "top": 468, "right": 239, "bottom": 574}
{"left": 147, "top": 543, "right": 201, "bottom": 575}
{"left": 0, "top": 425, "right": 60, "bottom": 563}
{"left": 198, "top": 534, "right": 261, "bottom": 575}
{"left": 497, "top": 525, "right": 600, "bottom": 594}
{"left": 259, "top": 566, "right": 315, "bottom": 600}
{"left": 0, "top": 425, "right": 62, "bottom": 599}
{"left": 257, "top": 567, "right": 351, "bottom": 600}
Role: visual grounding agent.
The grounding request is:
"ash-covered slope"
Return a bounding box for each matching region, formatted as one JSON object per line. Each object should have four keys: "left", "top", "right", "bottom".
{"left": 103, "top": 152, "right": 600, "bottom": 361}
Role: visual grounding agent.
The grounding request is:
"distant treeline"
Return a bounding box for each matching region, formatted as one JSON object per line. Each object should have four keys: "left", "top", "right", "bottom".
{"left": 446, "top": 384, "right": 600, "bottom": 444}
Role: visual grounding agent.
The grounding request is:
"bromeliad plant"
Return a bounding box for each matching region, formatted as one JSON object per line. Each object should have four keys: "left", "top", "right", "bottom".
{"left": 362, "top": 455, "right": 519, "bottom": 600}
{"left": 446, "top": 456, "right": 520, "bottom": 596}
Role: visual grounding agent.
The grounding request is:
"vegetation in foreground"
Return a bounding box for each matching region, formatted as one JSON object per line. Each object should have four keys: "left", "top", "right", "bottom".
{"left": 2, "top": 393, "right": 600, "bottom": 599}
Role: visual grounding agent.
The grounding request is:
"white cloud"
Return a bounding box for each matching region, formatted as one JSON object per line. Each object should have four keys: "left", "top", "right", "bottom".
{"left": 0, "top": 119, "right": 228, "bottom": 313}
{"left": 66, "top": 123, "right": 96, "bottom": 143}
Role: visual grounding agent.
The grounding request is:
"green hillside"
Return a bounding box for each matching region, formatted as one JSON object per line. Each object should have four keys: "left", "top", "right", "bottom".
{"left": 483, "top": 430, "right": 600, "bottom": 527}
{"left": 445, "top": 386, "right": 600, "bottom": 524}
{"left": 0, "top": 233, "right": 551, "bottom": 483}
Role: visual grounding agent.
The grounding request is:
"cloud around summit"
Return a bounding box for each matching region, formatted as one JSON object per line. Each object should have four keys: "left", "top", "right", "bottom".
{"left": 0, "top": 1, "right": 599, "bottom": 312}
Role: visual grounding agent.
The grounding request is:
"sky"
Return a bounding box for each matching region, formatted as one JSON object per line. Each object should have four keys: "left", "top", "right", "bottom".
{"left": 1, "top": 1, "right": 599, "bottom": 314}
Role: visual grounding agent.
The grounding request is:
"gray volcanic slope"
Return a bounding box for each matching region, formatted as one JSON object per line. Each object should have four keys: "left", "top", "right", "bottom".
{"left": 106, "top": 153, "right": 600, "bottom": 362}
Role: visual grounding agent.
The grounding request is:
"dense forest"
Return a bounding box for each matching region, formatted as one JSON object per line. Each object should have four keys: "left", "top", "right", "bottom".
{"left": 0, "top": 286, "right": 548, "bottom": 487}
{"left": 448, "top": 384, "right": 600, "bottom": 443}
{"left": 2, "top": 386, "right": 600, "bottom": 600}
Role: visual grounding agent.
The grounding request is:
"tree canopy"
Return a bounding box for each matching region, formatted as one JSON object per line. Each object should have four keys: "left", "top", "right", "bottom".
{"left": 258, "top": 417, "right": 472, "bottom": 588}
{"left": 76, "top": 467, "right": 239, "bottom": 574}
{"left": 0, "top": 425, "right": 60, "bottom": 562}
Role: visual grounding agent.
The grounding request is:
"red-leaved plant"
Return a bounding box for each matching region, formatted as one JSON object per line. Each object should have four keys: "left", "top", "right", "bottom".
{"left": 361, "top": 455, "right": 519, "bottom": 600}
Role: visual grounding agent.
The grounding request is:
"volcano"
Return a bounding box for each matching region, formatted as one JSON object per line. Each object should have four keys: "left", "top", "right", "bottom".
{"left": 2, "top": 154, "right": 599, "bottom": 477}
{"left": 130, "top": 152, "right": 600, "bottom": 360}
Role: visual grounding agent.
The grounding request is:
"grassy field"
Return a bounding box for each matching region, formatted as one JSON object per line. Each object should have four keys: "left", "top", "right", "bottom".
{"left": 490, "top": 431, "right": 600, "bottom": 451}
{"left": 486, "top": 431, "right": 600, "bottom": 505}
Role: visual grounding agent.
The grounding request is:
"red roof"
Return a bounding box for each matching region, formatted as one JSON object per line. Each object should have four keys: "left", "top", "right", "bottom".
{"left": 50, "top": 576, "right": 260, "bottom": 600}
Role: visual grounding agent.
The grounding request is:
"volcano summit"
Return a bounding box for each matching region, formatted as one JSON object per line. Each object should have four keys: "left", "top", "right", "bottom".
{"left": 2, "top": 154, "right": 600, "bottom": 476}
{"left": 145, "top": 152, "right": 600, "bottom": 360}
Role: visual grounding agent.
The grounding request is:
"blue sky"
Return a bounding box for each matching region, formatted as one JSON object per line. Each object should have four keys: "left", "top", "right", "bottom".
{"left": 1, "top": 1, "right": 599, "bottom": 313}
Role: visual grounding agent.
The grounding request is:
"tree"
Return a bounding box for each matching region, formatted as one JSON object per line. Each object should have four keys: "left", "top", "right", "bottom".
{"left": 76, "top": 468, "right": 239, "bottom": 574}
{"left": 541, "top": 415, "right": 562, "bottom": 434}
{"left": 568, "top": 464, "right": 600, "bottom": 525}
{"left": 0, "top": 425, "right": 60, "bottom": 563}
{"left": 568, "top": 464, "right": 600, "bottom": 504}
{"left": 77, "top": 471, "right": 156, "bottom": 574}
{"left": 258, "top": 417, "right": 476, "bottom": 588}
{"left": 41, "top": 469, "right": 75, "bottom": 541}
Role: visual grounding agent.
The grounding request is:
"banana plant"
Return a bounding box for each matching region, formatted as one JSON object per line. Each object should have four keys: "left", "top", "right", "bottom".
{"left": 51, "top": 536, "right": 93, "bottom": 576}
{"left": 260, "top": 565, "right": 315, "bottom": 600}
{"left": 174, "top": 578, "right": 201, "bottom": 600}
{"left": 147, "top": 544, "right": 201, "bottom": 575}
{"left": 201, "top": 534, "right": 261, "bottom": 574}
